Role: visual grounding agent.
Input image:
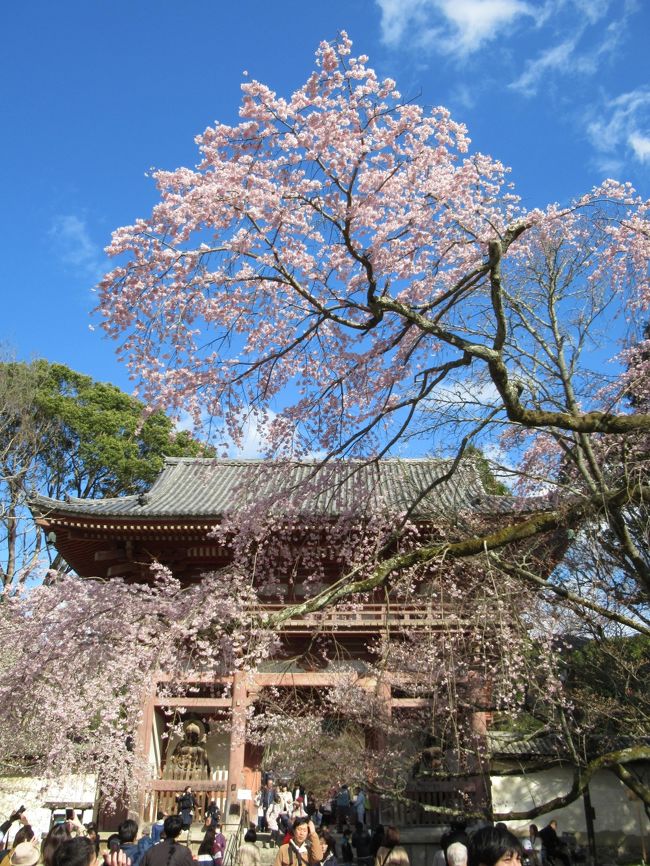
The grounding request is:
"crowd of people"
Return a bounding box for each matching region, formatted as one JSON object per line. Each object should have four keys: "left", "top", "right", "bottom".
{"left": 238, "top": 778, "right": 577, "bottom": 866}
{"left": 430, "top": 819, "right": 578, "bottom": 866}
{"left": 0, "top": 795, "right": 576, "bottom": 866}
{"left": 252, "top": 781, "right": 368, "bottom": 840}
{"left": 249, "top": 816, "right": 551, "bottom": 866}
{"left": 0, "top": 809, "right": 196, "bottom": 866}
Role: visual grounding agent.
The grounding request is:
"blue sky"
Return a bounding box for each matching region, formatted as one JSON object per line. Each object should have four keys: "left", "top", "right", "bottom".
{"left": 2, "top": 0, "right": 649, "bottom": 399}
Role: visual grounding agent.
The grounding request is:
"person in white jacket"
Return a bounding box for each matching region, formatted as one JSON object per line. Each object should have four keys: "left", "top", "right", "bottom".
{"left": 266, "top": 797, "right": 283, "bottom": 844}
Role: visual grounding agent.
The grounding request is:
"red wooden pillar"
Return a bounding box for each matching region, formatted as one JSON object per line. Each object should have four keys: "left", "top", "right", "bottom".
{"left": 134, "top": 687, "right": 157, "bottom": 822}
{"left": 226, "top": 672, "right": 249, "bottom": 823}
{"left": 362, "top": 677, "right": 391, "bottom": 827}
{"left": 466, "top": 672, "right": 491, "bottom": 811}
{"left": 467, "top": 671, "right": 489, "bottom": 747}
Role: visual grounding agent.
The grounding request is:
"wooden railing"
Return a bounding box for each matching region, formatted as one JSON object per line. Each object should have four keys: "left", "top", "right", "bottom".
{"left": 381, "top": 778, "right": 485, "bottom": 826}
{"left": 254, "top": 602, "right": 458, "bottom": 633}
{"left": 223, "top": 808, "right": 249, "bottom": 866}
{"left": 151, "top": 779, "right": 227, "bottom": 825}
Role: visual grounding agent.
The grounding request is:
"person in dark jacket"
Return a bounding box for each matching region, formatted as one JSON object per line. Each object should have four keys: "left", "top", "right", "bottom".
{"left": 370, "top": 827, "right": 384, "bottom": 859}
{"left": 538, "top": 821, "right": 571, "bottom": 866}
{"left": 118, "top": 820, "right": 140, "bottom": 866}
{"left": 352, "top": 823, "right": 372, "bottom": 866}
{"left": 140, "top": 817, "right": 194, "bottom": 866}
{"left": 441, "top": 822, "right": 469, "bottom": 859}
{"left": 176, "top": 788, "right": 197, "bottom": 831}
{"left": 206, "top": 802, "right": 221, "bottom": 830}
{"left": 151, "top": 814, "right": 166, "bottom": 846}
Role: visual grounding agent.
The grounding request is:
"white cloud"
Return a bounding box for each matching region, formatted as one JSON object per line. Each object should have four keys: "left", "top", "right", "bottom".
{"left": 509, "top": 36, "right": 577, "bottom": 95}
{"left": 174, "top": 407, "right": 274, "bottom": 458}
{"left": 49, "top": 214, "right": 105, "bottom": 279}
{"left": 230, "top": 413, "right": 326, "bottom": 460}
{"left": 449, "top": 82, "right": 478, "bottom": 111}
{"left": 590, "top": 154, "right": 625, "bottom": 176}
{"left": 509, "top": 1, "right": 632, "bottom": 96}
{"left": 586, "top": 87, "right": 650, "bottom": 170}
{"left": 569, "top": 0, "right": 611, "bottom": 25}
{"left": 376, "top": 0, "right": 421, "bottom": 46}
{"left": 376, "top": 0, "right": 538, "bottom": 55}
{"left": 437, "top": 0, "right": 538, "bottom": 53}
{"left": 629, "top": 131, "right": 650, "bottom": 162}
{"left": 482, "top": 441, "right": 518, "bottom": 481}
{"left": 234, "top": 412, "right": 274, "bottom": 459}
{"left": 375, "top": 0, "right": 638, "bottom": 105}
{"left": 174, "top": 409, "right": 199, "bottom": 434}
{"left": 425, "top": 374, "right": 502, "bottom": 412}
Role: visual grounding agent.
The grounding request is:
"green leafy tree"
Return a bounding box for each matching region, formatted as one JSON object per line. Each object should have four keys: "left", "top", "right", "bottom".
{"left": 0, "top": 359, "right": 207, "bottom": 590}
{"left": 568, "top": 635, "right": 650, "bottom": 748}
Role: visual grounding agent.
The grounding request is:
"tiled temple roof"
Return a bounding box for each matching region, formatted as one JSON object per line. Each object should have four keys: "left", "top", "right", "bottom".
{"left": 487, "top": 731, "right": 566, "bottom": 759}
{"left": 30, "top": 457, "right": 543, "bottom": 521}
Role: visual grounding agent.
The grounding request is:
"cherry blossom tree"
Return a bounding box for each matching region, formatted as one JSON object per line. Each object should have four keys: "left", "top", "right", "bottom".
{"left": 97, "top": 34, "right": 650, "bottom": 625}
{"left": 97, "top": 31, "right": 650, "bottom": 809}
{"left": 0, "top": 566, "right": 278, "bottom": 805}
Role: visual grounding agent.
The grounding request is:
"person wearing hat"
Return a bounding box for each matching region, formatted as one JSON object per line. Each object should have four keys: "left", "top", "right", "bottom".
{"left": 9, "top": 842, "right": 40, "bottom": 866}
{"left": 1, "top": 825, "right": 38, "bottom": 866}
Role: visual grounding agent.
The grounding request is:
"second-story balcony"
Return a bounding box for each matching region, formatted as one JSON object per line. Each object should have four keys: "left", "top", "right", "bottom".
{"left": 252, "top": 602, "right": 459, "bottom": 634}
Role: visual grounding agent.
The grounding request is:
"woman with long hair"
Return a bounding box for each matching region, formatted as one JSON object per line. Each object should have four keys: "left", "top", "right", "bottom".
{"left": 197, "top": 829, "right": 215, "bottom": 866}
{"left": 374, "top": 827, "right": 409, "bottom": 866}
{"left": 319, "top": 830, "right": 338, "bottom": 866}
{"left": 42, "top": 825, "right": 72, "bottom": 866}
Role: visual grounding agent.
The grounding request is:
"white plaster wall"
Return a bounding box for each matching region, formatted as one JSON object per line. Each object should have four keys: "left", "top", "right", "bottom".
{"left": 491, "top": 767, "right": 649, "bottom": 853}
{"left": 150, "top": 712, "right": 166, "bottom": 775}
{"left": 0, "top": 775, "right": 97, "bottom": 841}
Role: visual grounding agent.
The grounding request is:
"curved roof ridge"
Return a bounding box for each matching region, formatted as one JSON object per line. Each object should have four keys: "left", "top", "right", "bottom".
{"left": 162, "top": 455, "right": 455, "bottom": 464}
{"left": 29, "top": 456, "right": 506, "bottom": 520}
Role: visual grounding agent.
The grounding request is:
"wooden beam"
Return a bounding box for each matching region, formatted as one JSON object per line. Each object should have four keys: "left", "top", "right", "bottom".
{"left": 149, "top": 780, "right": 227, "bottom": 792}
{"left": 94, "top": 549, "right": 126, "bottom": 561}
{"left": 153, "top": 697, "right": 231, "bottom": 708}
{"left": 157, "top": 674, "right": 233, "bottom": 685}
{"left": 136, "top": 690, "right": 156, "bottom": 822}
{"left": 252, "top": 672, "right": 342, "bottom": 687}
{"left": 155, "top": 672, "right": 470, "bottom": 690}
{"left": 392, "top": 698, "right": 430, "bottom": 708}
{"left": 107, "top": 563, "right": 138, "bottom": 577}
